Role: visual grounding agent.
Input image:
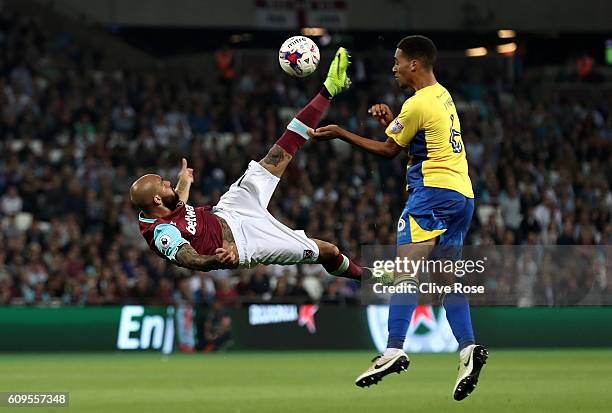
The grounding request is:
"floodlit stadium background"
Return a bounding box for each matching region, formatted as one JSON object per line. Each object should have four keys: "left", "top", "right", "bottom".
{"left": 0, "top": 1, "right": 610, "bottom": 412}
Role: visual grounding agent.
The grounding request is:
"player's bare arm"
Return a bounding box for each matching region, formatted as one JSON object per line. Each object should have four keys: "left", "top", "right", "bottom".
{"left": 175, "top": 158, "right": 194, "bottom": 203}
{"left": 174, "top": 243, "right": 238, "bottom": 272}
{"left": 308, "top": 125, "right": 402, "bottom": 159}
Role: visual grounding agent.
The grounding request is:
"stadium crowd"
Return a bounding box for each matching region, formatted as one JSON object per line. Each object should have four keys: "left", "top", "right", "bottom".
{"left": 0, "top": 9, "right": 610, "bottom": 307}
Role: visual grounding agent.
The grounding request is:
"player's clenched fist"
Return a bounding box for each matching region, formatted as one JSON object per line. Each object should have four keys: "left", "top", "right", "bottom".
{"left": 367, "top": 103, "right": 394, "bottom": 127}
{"left": 215, "top": 247, "right": 239, "bottom": 268}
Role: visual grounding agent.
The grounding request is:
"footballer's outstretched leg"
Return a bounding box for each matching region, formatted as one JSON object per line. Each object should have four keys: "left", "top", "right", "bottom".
{"left": 453, "top": 344, "right": 489, "bottom": 400}
{"left": 259, "top": 47, "right": 351, "bottom": 178}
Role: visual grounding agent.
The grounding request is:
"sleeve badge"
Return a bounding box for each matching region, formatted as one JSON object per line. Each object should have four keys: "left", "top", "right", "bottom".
{"left": 159, "top": 234, "right": 171, "bottom": 248}
{"left": 389, "top": 118, "right": 404, "bottom": 134}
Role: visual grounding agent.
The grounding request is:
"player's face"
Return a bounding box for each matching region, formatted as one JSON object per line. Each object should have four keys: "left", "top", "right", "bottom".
{"left": 158, "top": 177, "right": 179, "bottom": 210}
{"left": 392, "top": 49, "right": 413, "bottom": 90}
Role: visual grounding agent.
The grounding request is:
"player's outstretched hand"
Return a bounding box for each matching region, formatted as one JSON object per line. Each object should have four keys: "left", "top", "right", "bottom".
{"left": 215, "top": 247, "right": 239, "bottom": 268}
{"left": 367, "top": 104, "right": 394, "bottom": 127}
{"left": 177, "top": 158, "right": 194, "bottom": 184}
{"left": 307, "top": 125, "right": 342, "bottom": 141}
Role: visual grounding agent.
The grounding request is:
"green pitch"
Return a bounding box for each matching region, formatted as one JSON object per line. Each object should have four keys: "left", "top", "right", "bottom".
{"left": 1, "top": 350, "right": 612, "bottom": 413}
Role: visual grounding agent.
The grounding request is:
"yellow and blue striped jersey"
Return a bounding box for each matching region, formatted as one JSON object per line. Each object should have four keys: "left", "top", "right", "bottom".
{"left": 385, "top": 82, "right": 473, "bottom": 198}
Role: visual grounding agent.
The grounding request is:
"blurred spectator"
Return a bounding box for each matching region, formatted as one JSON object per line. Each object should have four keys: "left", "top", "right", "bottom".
{"left": 202, "top": 300, "right": 232, "bottom": 352}
{"left": 0, "top": 186, "right": 22, "bottom": 215}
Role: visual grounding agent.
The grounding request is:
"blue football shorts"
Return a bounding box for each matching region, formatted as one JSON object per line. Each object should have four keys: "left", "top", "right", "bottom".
{"left": 397, "top": 187, "right": 474, "bottom": 251}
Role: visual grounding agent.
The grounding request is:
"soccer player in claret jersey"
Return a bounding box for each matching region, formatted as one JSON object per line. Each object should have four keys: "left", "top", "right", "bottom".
{"left": 310, "top": 36, "right": 488, "bottom": 400}
{"left": 130, "top": 48, "right": 366, "bottom": 282}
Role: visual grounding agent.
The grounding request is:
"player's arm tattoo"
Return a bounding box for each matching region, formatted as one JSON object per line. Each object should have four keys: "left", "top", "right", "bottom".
{"left": 262, "top": 144, "right": 290, "bottom": 167}
{"left": 174, "top": 244, "right": 221, "bottom": 272}
{"left": 218, "top": 216, "right": 236, "bottom": 247}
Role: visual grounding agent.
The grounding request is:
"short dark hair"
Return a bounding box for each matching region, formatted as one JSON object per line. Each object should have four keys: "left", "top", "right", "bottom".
{"left": 397, "top": 35, "right": 437, "bottom": 69}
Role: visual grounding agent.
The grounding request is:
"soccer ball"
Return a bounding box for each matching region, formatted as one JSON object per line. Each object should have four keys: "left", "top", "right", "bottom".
{"left": 278, "top": 36, "right": 320, "bottom": 78}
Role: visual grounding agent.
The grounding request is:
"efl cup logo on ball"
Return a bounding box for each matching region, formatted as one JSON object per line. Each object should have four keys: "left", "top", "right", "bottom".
{"left": 279, "top": 36, "right": 320, "bottom": 78}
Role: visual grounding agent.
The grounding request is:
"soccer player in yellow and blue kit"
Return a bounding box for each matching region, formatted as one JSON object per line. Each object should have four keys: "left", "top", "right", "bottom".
{"left": 310, "top": 36, "right": 487, "bottom": 400}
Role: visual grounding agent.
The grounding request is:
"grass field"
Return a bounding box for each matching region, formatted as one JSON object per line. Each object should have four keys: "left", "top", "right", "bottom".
{"left": 2, "top": 350, "right": 612, "bottom": 412}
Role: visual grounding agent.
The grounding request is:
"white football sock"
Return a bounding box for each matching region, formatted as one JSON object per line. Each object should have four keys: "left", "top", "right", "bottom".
{"left": 383, "top": 347, "right": 402, "bottom": 358}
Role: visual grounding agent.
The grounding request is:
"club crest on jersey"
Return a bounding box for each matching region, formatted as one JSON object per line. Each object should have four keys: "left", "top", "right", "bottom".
{"left": 389, "top": 118, "right": 404, "bottom": 134}
{"left": 185, "top": 204, "right": 197, "bottom": 235}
